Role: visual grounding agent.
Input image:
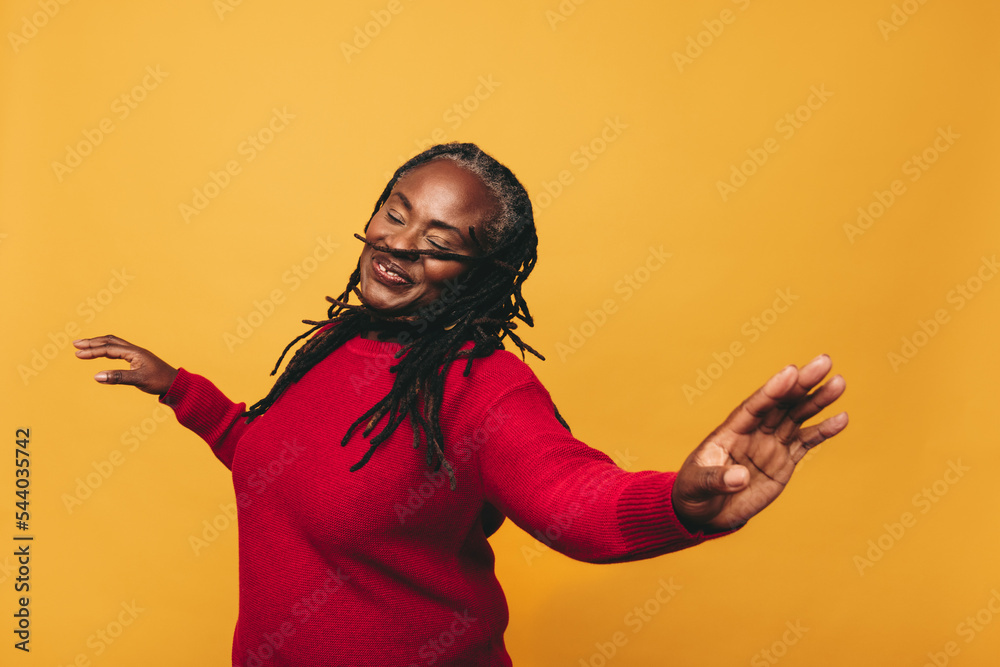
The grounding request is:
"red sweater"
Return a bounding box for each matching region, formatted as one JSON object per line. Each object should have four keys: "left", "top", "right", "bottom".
{"left": 160, "top": 334, "right": 722, "bottom": 666}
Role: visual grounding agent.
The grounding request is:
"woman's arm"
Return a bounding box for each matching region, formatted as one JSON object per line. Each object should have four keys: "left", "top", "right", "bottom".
{"left": 74, "top": 334, "right": 249, "bottom": 469}
{"left": 475, "top": 380, "right": 716, "bottom": 564}
{"left": 475, "top": 354, "right": 847, "bottom": 563}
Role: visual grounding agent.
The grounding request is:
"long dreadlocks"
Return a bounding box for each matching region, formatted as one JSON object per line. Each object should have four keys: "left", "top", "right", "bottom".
{"left": 241, "top": 142, "right": 564, "bottom": 490}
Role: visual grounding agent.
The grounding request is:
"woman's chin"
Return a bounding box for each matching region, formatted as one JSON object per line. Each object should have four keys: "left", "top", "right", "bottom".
{"left": 359, "top": 291, "right": 416, "bottom": 319}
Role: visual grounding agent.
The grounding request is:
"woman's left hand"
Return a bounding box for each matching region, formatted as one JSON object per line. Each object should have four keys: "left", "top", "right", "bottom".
{"left": 672, "top": 354, "right": 848, "bottom": 533}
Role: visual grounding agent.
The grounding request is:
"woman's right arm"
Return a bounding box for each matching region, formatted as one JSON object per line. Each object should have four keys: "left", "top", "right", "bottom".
{"left": 74, "top": 334, "right": 248, "bottom": 470}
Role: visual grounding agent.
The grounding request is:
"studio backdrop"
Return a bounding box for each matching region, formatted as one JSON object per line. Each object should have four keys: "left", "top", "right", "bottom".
{"left": 2, "top": 0, "right": 998, "bottom": 665}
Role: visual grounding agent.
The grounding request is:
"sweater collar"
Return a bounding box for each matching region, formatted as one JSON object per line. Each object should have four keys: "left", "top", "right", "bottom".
{"left": 343, "top": 335, "right": 403, "bottom": 357}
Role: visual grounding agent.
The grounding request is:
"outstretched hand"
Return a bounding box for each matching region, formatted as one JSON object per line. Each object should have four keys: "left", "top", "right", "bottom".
{"left": 672, "top": 354, "right": 848, "bottom": 534}
{"left": 73, "top": 335, "right": 178, "bottom": 396}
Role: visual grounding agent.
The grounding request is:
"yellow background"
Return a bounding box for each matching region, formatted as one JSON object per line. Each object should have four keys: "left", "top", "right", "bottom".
{"left": 2, "top": 0, "right": 999, "bottom": 665}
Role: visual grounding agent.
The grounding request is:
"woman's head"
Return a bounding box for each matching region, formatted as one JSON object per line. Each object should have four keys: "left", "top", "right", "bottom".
{"left": 245, "top": 142, "right": 547, "bottom": 490}
{"left": 356, "top": 143, "right": 538, "bottom": 327}
{"left": 358, "top": 158, "right": 495, "bottom": 318}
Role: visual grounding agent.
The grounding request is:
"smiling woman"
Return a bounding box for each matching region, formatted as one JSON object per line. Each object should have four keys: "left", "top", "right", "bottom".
{"left": 73, "top": 141, "right": 847, "bottom": 667}
{"left": 359, "top": 158, "right": 495, "bottom": 316}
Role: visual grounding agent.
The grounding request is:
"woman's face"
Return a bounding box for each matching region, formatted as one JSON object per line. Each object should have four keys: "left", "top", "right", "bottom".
{"left": 358, "top": 158, "right": 497, "bottom": 318}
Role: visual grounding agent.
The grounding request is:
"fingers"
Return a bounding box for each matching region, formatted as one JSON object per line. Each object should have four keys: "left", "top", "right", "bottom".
{"left": 774, "top": 372, "right": 846, "bottom": 450}
{"left": 73, "top": 336, "right": 137, "bottom": 361}
{"left": 797, "top": 412, "right": 849, "bottom": 450}
{"left": 73, "top": 335, "right": 133, "bottom": 349}
{"left": 727, "top": 365, "right": 797, "bottom": 435}
{"left": 784, "top": 374, "right": 846, "bottom": 427}
{"left": 729, "top": 355, "right": 834, "bottom": 436}
{"left": 74, "top": 336, "right": 143, "bottom": 386}
{"left": 757, "top": 354, "right": 833, "bottom": 433}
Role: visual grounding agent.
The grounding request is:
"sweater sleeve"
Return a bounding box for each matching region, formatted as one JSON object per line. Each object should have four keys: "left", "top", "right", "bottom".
{"left": 157, "top": 367, "right": 250, "bottom": 470}
{"left": 475, "top": 380, "right": 735, "bottom": 564}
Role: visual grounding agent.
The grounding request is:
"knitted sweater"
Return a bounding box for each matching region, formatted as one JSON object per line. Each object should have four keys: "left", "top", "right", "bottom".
{"left": 159, "top": 334, "right": 723, "bottom": 666}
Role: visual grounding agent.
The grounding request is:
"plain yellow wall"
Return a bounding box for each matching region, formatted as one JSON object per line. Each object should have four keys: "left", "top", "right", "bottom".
{"left": 2, "top": 0, "right": 999, "bottom": 665}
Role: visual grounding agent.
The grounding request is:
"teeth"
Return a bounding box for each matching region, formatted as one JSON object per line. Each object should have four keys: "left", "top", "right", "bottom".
{"left": 377, "top": 259, "right": 406, "bottom": 282}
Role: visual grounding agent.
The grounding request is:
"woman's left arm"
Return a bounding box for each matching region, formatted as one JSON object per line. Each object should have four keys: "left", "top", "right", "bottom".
{"left": 475, "top": 381, "right": 718, "bottom": 564}
{"left": 474, "top": 354, "right": 847, "bottom": 563}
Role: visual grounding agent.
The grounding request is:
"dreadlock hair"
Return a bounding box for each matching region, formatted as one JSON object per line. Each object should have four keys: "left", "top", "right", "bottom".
{"left": 241, "top": 142, "right": 566, "bottom": 491}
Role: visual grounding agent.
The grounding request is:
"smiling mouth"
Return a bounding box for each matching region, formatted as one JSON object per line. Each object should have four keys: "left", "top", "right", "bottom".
{"left": 371, "top": 255, "right": 414, "bottom": 286}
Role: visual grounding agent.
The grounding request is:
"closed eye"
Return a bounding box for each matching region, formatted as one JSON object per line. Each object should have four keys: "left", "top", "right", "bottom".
{"left": 386, "top": 211, "right": 450, "bottom": 250}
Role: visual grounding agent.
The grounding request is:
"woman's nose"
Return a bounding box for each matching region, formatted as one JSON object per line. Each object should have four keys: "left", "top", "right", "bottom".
{"left": 383, "top": 226, "right": 420, "bottom": 261}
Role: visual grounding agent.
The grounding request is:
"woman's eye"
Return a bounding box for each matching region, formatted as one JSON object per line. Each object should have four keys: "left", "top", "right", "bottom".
{"left": 427, "top": 238, "right": 448, "bottom": 251}
{"left": 387, "top": 212, "right": 403, "bottom": 224}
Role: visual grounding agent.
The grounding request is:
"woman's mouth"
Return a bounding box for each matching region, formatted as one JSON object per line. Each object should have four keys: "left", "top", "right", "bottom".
{"left": 371, "top": 255, "right": 414, "bottom": 287}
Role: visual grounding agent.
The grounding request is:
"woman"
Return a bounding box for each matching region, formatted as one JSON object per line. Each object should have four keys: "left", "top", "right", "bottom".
{"left": 74, "top": 142, "right": 848, "bottom": 666}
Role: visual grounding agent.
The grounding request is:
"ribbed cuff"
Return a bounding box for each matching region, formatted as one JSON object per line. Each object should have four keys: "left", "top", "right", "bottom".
{"left": 617, "top": 471, "right": 735, "bottom": 558}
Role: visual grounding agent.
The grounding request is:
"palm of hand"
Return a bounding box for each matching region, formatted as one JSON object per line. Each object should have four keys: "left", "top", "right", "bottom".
{"left": 673, "top": 355, "right": 848, "bottom": 533}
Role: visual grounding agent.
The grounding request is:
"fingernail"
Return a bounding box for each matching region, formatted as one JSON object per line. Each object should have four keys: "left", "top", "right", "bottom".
{"left": 809, "top": 353, "right": 828, "bottom": 364}
{"left": 72, "top": 339, "right": 84, "bottom": 346}
{"left": 94, "top": 372, "right": 107, "bottom": 382}
{"left": 724, "top": 467, "right": 748, "bottom": 487}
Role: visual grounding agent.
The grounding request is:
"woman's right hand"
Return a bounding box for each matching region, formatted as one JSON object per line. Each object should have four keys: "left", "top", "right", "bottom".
{"left": 73, "top": 335, "right": 179, "bottom": 396}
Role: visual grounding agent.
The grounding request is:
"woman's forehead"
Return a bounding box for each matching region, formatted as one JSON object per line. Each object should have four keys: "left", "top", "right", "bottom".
{"left": 392, "top": 160, "right": 498, "bottom": 218}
